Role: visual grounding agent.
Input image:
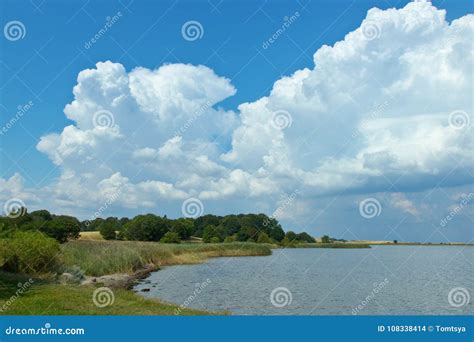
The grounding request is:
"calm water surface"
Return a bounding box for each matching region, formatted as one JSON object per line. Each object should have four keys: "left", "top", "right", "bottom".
{"left": 134, "top": 246, "right": 473, "bottom": 315}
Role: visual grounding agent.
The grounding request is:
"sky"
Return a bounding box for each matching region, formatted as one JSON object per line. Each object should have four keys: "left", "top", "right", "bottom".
{"left": 0, "top": 0, "right": 473, "bottom": 242}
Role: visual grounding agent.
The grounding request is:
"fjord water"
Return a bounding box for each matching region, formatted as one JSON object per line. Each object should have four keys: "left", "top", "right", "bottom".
{"left": 134, "top": 246, "right": 473, "bottom": 315}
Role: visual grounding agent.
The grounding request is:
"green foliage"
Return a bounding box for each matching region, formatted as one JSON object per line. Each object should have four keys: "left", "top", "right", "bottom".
{"left": 203, "top": 225, "right": 221, "bottom": 243}
{"left": 99, "top": 221, "right": 117, "bottom": 240}
{"left": 38, "top": 216, "right": 81, "bottom": 243}
{"left": 62, "top": 240, "right": 271, "bottom": 276}
{"left": 285, "top": 231, "right": 297, "bottom": 241}
{"left": 280, "top": 236, "right": 297, "bottom": 248}
{"left": 295, "top": 232, "right": 315, "bottom": 243}
{"left": 160, "top": 231, "right": 181, "bottom": 244}
{"left": 257, "top": 232, "right": 271, "bottom": 243}
{"left": 0, "top": 206, "right": 313, "bottom": 247}
{"left": 224, "top": 235, "right": 236, "bottom": 243}
{"left": 321, "top": 235, "right": 331, "bottom": 243}
{"left": 171, "top": 218, "right": 193, "bottom": 240}
{"left": 121, "top": 214, "right": 170, "bottom": 241}
{"left": 210, "top": 236, "right": 221, "bottom": 243}
{"left": 0, "top": 210, "right": 80, "bottom": 243}
{"left": 0, "top": 231, "right": 61, "bottom": 274}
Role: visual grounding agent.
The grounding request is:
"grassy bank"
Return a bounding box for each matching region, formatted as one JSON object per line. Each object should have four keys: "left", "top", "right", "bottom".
{"left": 0, "top": 272, "right": 211, "bottom": 315}
{"left": 1, "top": 241, "right": 271, "bottom": 315}
{"left": 62, "top": 240, "right": 272, "bottom": 276}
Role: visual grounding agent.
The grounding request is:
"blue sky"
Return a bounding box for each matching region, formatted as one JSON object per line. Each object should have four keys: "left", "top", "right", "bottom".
{"left": 0, "top": 0, "right": 473, "bottom": 242}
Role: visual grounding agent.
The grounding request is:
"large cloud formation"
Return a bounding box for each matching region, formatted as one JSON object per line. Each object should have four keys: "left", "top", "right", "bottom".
{"left": 3, "top": 2, "right": 472, "bottom": 237}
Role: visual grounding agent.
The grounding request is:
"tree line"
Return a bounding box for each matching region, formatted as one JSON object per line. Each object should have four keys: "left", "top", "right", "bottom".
{"left": 0, "top": 208, "right": 316, "bottom": 245}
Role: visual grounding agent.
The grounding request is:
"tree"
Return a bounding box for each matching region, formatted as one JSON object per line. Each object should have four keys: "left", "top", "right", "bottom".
{"left": 39, "top": 215, "right": 80, "bottom": 243}
{"left": 221, "top": 216, "right": 241, "bottom": 236}
{"left": 99, "top": 221, "right": 117, "bottom": 240}
{"left": 393, "top": 240, "right": 398, "bottom": 244}
{"left": 160, "top": 231, "right": 181, "bottom": 243}
{"left": 171, "top": 219, "right": 193, "bottom": 240}
{"left": 194, "top": 215, "right": 221, "bottom": 237}
{"left": 321, "top": 235, "right": 330, "bottom": 243}
{"left": 30, "top": 210, "right": 52, "bottom": 221}
{"left": 285, "top": 231, "right": 297, "bottom": 241}
{"left": 257, "top": 232, "right": 271, "bottom": 243}
{"left": 203, "top": 225, "right": 221, "bottom": 243}
{"left": 121, "top": 214, "right": 170, "bottom": 241}
{"left": 296, "top": 232, "right": 315, "bottom": 243}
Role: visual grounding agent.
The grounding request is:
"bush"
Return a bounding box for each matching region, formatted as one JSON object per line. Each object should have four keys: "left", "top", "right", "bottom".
{"left": 224, "top": 236, "right": 236, "bottom": 243}
{"left": 203, "top": 225, "right": 220, "bottom": 243}
{"left": 321, "top": 235, "right": 331, "bottom": 243}
{"left": 209, "top": 236, "right": 221, "bottom": 243}
{"left": 0, "top": 231, "right": 61, "bottom": 274}
{"left": 257, "top": 232, "right": 271, "bottom": 243}
{"left": 160, "top": 231, "right": 181, "bottom": 244}
{"left": 280, "top": 236, "right": 297, "bottom": 248}
{"left": 99, "top": 221, "right": 117, "bottom": 240}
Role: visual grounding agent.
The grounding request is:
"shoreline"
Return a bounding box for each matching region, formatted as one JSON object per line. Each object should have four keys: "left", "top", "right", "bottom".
{"left": 2, "top": 241, "right": 473, "bottom": 315}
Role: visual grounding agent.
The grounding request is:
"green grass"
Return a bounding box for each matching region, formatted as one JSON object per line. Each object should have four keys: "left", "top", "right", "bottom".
{"left": 0, "top": 241, "right": 271, "bottom": 315}
{"left": 62, "top": 240, "right": 272, "bottom": 276}
{"left": 0, "top": 272, "right": 211, "bottom": 315}
{"left": 295, "top": 243, "right": 371, "bottom": 248}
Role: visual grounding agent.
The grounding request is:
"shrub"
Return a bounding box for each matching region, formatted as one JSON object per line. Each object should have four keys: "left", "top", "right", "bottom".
{"left": 203, "top": 225, "right": 220, "bottom": 243}
{"left": 0, "top": 231, "right": 61, "bottom": 274}
{"left": 224, "top": 236, "right": 236, "bottom": 243}
{"left": 209, "top": 236, "right": 221, "bottom": 243}
{"left": 99, "top": 221, "right": 117, "bottom": 240}
{"left": 257, "top": 232, "right": 271, "bottom": 243}
{"left": 280, "top": 236, "right": 297, "bottom": 248}
{"left": 321, "top": 235, "right": 331, "bottom": 243}
{"left": 160, "top": 231, "right": 181, "bottom": 244}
